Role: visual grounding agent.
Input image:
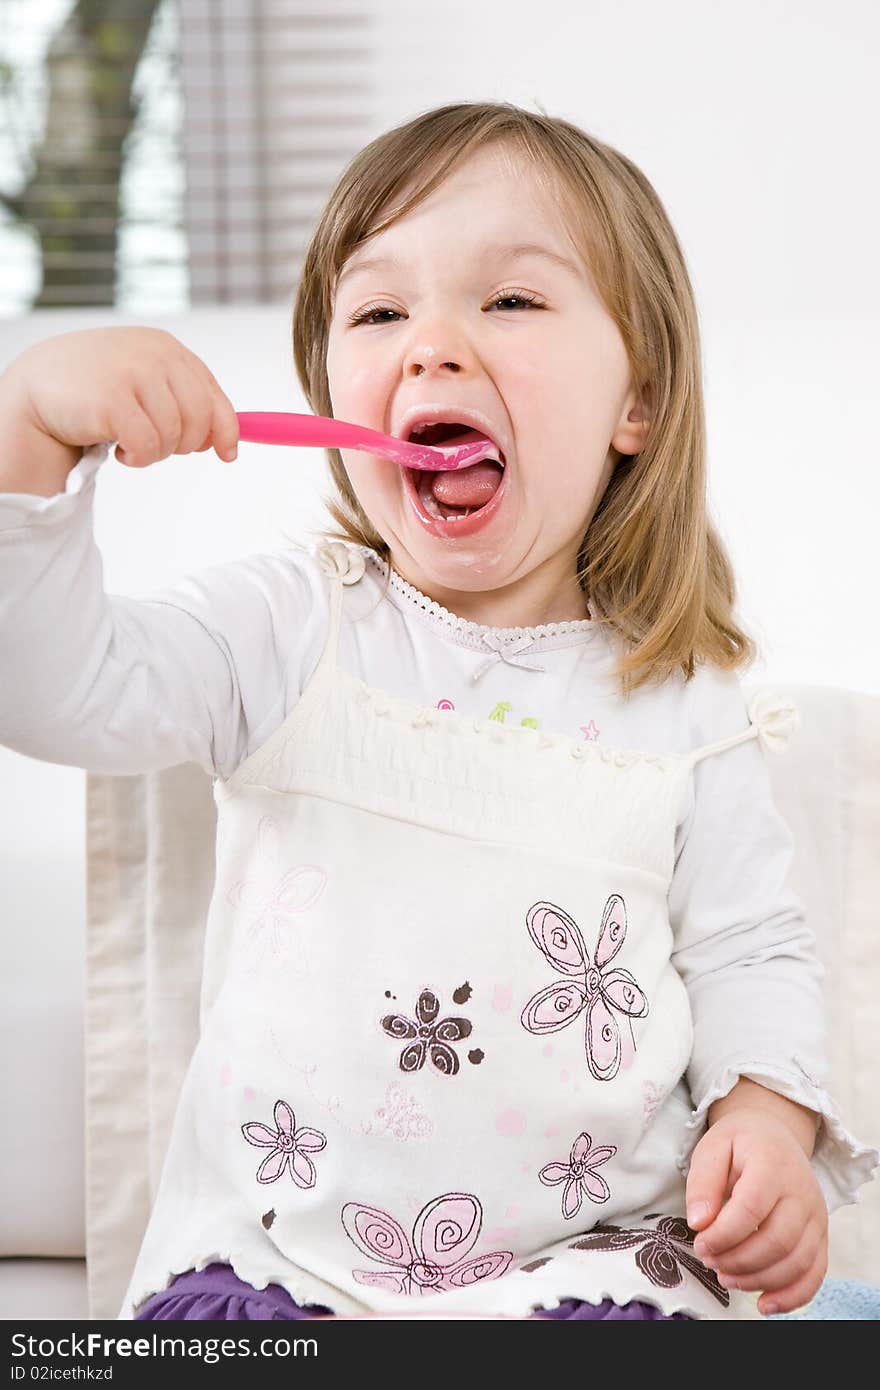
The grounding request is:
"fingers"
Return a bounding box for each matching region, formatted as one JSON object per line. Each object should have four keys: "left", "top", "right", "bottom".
{"left": 755, "top": 1248, "right": 826, "bottom": 1316}
{"left": 170, "top": 357, "right": 238, "bottom": 460}
{"left": 192, "top": 358, "right": 239, "bottom": 461}
{"left": 700, "top": 1197, "right": 819, "bottom": 1273}
{"left": 685, "top": 1126, "right": 734, "bottom": 1233}
{"left": 717, "top": 1230, "right": 823, "bottom": 1297}
{"left": 113, "top": 389, "right": 164, "bottom": 468}
{"left": 693, "top": 1197, "right": 828, "bottom": 1316}
{"left": 738, "top": 1237, "right": 827, "bottom": 1316}
{"left": 113, "top": 357, "right": 238, "bottom": 467}
{"left": 133, "top": 374, "right": 184, "bottom": 462}
{"left": 691, "top": 1164, "right": 775, "bottom": 1255}
{"left": 207, "top": 380, "right": 239, "bottom": 461}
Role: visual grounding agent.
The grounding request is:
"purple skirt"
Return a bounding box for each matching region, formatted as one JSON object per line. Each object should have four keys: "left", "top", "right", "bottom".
{"left": 134, "top": 1263, "right": 692, "bottom": 1320}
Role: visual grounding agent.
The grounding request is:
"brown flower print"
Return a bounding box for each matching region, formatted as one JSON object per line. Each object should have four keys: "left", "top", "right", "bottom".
{"left": 570, "top": 1215, "right": 729, "bottom": 1306}
{"left": 381, "top": 988, "right": 472, "bottom": 1076}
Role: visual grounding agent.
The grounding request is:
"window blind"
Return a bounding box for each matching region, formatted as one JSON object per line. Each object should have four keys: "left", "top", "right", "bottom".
{"left": 0, "top": 0, "right": 374, "bottom": 316}
{"left": 180, "top": 0, "right": 373, "bottom": 304}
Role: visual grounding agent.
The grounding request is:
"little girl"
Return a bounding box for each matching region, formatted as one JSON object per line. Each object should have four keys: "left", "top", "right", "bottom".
{"left": 1, "top": 101, "right": 876, "bottom": 1323}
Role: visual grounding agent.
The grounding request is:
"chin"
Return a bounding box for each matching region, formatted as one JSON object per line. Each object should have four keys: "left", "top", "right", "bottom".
{"left": 392, "top": 539, "right": 523, "bottom": 595}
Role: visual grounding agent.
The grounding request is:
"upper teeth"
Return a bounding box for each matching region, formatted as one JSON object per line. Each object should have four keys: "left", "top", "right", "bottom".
{"left": 409, "top": 420, "right": 472, "bottom": 439}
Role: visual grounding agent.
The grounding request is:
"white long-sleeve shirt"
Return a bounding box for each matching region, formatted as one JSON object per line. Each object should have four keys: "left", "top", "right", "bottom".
{"left": 1, "top": 441, "right": 876, "bottom": 1213}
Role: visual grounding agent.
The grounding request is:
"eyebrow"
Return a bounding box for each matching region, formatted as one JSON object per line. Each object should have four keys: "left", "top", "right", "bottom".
{"left": 335, "top": 241, "right": 582, "bottom": 292}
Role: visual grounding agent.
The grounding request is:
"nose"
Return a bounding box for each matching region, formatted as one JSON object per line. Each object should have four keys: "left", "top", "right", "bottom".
{"left": 402, "top": 342, "right": 463, "bottom": 378}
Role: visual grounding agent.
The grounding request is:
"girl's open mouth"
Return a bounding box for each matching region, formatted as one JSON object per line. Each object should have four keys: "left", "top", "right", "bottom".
{"left": 401, "top": 424, "right": 508, "bottom": 539}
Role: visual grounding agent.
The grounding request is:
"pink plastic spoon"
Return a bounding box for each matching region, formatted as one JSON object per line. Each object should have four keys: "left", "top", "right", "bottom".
{"left": 235, "top": 412, "right": 496, "bottom": 472}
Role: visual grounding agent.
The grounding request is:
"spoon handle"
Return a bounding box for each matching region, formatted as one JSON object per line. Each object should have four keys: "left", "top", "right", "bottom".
{"left": 235, "top": 412, "right": 477, "bottom": 471}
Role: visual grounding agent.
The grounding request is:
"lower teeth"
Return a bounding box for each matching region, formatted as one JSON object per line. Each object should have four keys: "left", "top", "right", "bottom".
{"left": 417, "top": 473, "right": 474, "bottom": 521}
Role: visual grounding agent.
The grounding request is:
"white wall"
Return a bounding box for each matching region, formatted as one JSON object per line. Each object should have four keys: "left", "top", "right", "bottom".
{"left": 366, "top": 0, "right": 880, "bottom": 695}
{"left": 1, "top": 0, "right": 878, "bottom": 1158}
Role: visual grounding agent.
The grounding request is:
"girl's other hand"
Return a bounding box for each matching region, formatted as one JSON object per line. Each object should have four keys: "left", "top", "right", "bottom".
{"left": 684, "top": 1108, "right": 828, "bottom": 1315}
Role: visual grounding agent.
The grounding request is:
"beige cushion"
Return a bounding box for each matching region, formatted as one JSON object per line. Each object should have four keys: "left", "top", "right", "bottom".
{"left": 86, "top": 763, "right": 212, "bottom": 1319}
{"left": 0, "top": 1259, "right": 89, "bottom": 1321}
{"left": 0, "top": 851, "right": 85, "bottom": 1260}
{"left": 83, "top": 683, "right": 880, "bottom": 1318}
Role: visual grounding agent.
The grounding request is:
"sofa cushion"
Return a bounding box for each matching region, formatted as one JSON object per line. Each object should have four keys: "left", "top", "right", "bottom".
{"left": 0, "top": 825, "right": 86, "bottom": 1259}
{"left": 0, "top": 1258, "right": 88, "bottom": 1320}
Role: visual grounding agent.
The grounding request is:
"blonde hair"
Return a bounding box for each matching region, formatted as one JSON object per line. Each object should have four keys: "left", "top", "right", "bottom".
{"left": 291, "top": 100, "right": 758, "bottom": 697}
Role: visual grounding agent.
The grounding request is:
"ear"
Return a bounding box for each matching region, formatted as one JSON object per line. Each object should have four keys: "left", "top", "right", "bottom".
{"left": 611, "top": 383, "right": 652, "bottom": 457}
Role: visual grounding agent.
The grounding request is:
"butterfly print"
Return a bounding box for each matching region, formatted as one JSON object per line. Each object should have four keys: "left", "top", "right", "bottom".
{"left": 341, "top": 1192, "right": 513, "bottom": 1296}
{"left": 226, "top": 815, "right": 327, "bottom": 976}
{"left": 361, "top": 1083, "right": 434, "bottom": 1143}
{"left": 642, "top": 1080, "right": 667, "bottom": 1130}
{"left": 520, "top": 896, "right": 649, "bottom": 1082}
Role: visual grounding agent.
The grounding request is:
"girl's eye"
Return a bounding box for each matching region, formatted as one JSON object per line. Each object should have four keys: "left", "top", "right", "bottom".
{"left": 345, "top": 289, "right": 544, "bottom": 327}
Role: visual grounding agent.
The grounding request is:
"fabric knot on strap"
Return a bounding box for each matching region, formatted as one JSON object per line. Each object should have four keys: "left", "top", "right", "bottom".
{"left": 316, "top": 540, "right": 366, "bottom": 586}
{"left": 412, "top": 708, "right": 441, "bottom": 729}
{"left": 471, "top": 633, "right": 548, "bottom": 683}
{"left": 747, "top": 690, "right": 800, "bottom": 754}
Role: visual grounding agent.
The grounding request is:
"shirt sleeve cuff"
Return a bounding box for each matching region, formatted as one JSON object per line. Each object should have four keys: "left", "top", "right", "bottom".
{"left": 0, "top": 440, "right": 111, "bottom": 529}
{"left": 675, "top": 1059, "right": 880, "bottom": 1215}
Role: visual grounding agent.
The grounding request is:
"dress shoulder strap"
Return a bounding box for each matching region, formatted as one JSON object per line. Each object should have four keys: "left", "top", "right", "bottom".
{"left": 311, "top": 539, "right": 367, "bottom": 677}
{"left": 683, "top": 690, "right": 801, "bottom": 771}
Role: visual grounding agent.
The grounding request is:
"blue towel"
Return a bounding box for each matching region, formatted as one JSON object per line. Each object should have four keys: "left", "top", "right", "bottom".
{"left": 767, "top": 1278, "right": 880, "bottom": 1320}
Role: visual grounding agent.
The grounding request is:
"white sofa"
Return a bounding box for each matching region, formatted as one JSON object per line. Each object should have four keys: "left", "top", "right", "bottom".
{"left": 2, "top": 681, "right": 878, "bottom": 1320}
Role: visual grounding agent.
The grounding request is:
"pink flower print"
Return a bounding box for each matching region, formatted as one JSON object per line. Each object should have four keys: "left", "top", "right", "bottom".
{"left": 381, "top": 988, "right": 472, "bottom": 1076}
{"left": 642, "top": 1080, "right": 666, "bottom": 1128}
{"left": 570, "top": 1216, "right": 729, "bottom": 1307}
{"left": 341, "top": 1193, "right": 513, "bottom": 1297}
{"left": 226, "top": 816, "right": 326, "bottom": 975}
{"left": 539, "top": 1130, "right": 617, "bottom": 1218}
{"left": 361, "top": 1084, "right": 434, "bottom": 1142}
{"left": 521, "top": 896, "right": 649, "bottom": 1082}
{"left": 241, "top": 1099, "right": 326, "bottom": 1187}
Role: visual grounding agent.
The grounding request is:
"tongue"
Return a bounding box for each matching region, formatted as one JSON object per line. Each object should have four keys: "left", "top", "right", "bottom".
{"left": 431, "top": 459, "right": 504, "bottom": 508}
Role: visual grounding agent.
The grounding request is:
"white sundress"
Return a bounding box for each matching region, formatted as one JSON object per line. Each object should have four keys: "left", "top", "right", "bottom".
{"left": 121, "top": 539, "right": 804, "bottom": 1321}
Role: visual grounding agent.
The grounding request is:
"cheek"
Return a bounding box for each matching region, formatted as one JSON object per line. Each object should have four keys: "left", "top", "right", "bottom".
{"left": 342, "top": 456, "right": 397, "bottom": 512}
{"left": 347, "top": 367, "right": 391, "bottom": 429}
{"left": 531, "top": 450, "right": 609, "bottom": 527}
{"left": 326, "top": 334, "right": 388, "bottom": 412}
{"left": 338, "top": 362, "right": 384, "bottom": 402}
{"left": 541, "top": 455, "right": 586, "bottom": 501}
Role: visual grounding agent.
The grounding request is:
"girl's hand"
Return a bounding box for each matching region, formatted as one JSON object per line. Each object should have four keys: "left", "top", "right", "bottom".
{"left": 684, "top": 1109, "right": 828, "bottom": 1315}
{"left": 6, "top": 326, "right": 240, "bottom": 470}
